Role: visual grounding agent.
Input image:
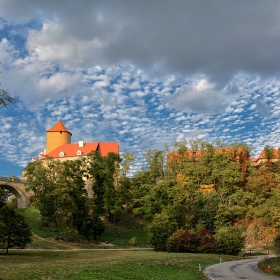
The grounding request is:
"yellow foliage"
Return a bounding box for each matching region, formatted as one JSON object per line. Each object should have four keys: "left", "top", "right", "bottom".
{"left": 198, "top": 184, "right": 215, "bottom": 194}
{"left": 129, "top": 236, "right": 137, "bottom": 245}
{"left": 176, "top": 173, "right": 190, "bottom": 185}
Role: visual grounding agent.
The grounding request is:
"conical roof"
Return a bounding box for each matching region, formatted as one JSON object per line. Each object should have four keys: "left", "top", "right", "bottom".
{"left": 46, "top": 120, "right": 72, "bottom": 135}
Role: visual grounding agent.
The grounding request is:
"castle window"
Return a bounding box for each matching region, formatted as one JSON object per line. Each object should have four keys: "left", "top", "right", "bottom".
{"left": 59, "top": 151, "right": 65, "bottom": 157}
{"left": 77, "top": 150, "right": 82, "bottom": 156}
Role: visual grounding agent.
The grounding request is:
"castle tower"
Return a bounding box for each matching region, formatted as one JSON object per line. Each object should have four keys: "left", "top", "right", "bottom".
{"left": 46, "top": 120, "right": 72, "bottom": 154}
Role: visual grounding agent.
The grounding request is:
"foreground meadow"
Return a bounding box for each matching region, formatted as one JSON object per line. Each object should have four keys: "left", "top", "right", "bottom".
{"left": 0, "top": 249, "right": 240, "bottom": 280}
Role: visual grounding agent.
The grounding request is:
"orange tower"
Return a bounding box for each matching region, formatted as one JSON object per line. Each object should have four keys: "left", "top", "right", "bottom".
{"left": 46, "top": 120, "right": 72, "bottom": 154}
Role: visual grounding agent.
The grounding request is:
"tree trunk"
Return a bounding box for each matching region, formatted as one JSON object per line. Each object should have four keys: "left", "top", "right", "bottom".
{"left": 5, "top": 242, "right": 9, "bottom": 254}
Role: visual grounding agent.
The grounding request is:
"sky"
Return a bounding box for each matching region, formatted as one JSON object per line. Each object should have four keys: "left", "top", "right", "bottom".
{"left": 1, "top": 1, "right": 280, "bottom": 177}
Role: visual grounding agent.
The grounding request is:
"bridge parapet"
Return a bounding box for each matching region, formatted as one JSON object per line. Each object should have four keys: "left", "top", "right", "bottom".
{"left": 0, "top": 176, "right": 23, "bottom": 183}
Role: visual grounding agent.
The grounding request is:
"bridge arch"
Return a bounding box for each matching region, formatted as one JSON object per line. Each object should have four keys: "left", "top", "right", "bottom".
{"left": 0, "top": 178, "right": 33, "bottom": 208}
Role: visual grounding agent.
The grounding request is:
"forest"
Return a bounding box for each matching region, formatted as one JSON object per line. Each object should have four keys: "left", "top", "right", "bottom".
{"left": 21, "top": 139, "right": 280, "bottom": 255}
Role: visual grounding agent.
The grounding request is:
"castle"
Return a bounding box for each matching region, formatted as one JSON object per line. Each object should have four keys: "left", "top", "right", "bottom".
{"left": 33, "top": 120, "right": 119, "bottom": 162}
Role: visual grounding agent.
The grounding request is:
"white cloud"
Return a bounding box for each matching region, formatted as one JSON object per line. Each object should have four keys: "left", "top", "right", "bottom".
{"left": 130, "top": 91, "right": 147, "bottom": 98}
{"left": 37, "top": 72, "right": 80, "bottom": 92}
{"left": 27, "top": 19, "right": 105, "bottom": 69}
{"left": 168, "top": 79, "right": 230, "bottom": 114}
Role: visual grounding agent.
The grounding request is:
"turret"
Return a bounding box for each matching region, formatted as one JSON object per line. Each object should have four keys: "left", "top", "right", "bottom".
{"left": 46, "top": 120, "right": 72, "bottom": 154}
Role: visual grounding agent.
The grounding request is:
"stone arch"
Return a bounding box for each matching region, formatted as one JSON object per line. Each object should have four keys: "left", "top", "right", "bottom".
{"left": 0, "top": 181, "right": 32, "bottom": 208}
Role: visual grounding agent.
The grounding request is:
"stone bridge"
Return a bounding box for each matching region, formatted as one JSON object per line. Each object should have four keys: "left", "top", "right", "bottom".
{"left": 0, "top": 177, "right": 33, "bottom": 208}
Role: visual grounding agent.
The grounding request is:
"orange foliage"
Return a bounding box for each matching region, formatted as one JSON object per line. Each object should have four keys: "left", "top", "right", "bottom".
{"left": 245, "top": 218, "right": 277, "bottom": 249}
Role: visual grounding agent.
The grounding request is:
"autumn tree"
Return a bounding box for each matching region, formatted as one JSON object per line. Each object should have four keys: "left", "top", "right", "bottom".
{"left": 132, "top": 140, "right": 251, "bottom": 251}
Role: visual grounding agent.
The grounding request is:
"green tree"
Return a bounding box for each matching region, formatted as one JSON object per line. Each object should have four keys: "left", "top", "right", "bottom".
{"left": 57, "top": 159, "right": 89, "bottom": 235}
{"left": 79, "top": 215, "right": 105, "bottom": 241}
{"left": 133, "top": 180, "right": 175, "bottom": 222}
{"left": 86, "top": 151, "right": 106, "bottom": 216}
{"left": 121, "top": 151, "right": 137, "bottom": 177}
{"left": 143, "top": 149, "right": 165, "bottom": 184}
{"left": 0, "top": 188, "right": 9, "bottom": 208}
{"left": 87, "top": 152, "right": 122, "bottom": 222}
{"left": 0, "top": 205, "right": 32, "bottom": 254}
{"left": 25, "top": 158, "right": 88, "bottom": 237}
{"left": 148, "top": 213, "right": 177, "bottom": 251}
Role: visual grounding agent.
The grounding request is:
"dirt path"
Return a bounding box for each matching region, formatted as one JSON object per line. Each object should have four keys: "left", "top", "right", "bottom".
{"left": 32, "top": 233, "right": 79, "bottom": 250}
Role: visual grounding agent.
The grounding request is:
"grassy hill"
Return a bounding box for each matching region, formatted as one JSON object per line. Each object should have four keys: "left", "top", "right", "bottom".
{"left": 18, "top": 206, "right": 151, "bottom": 250}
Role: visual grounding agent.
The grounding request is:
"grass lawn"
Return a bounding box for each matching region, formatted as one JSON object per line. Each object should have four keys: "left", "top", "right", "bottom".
{"left": 0, "top": 249, "right": 240, "bottom": 280}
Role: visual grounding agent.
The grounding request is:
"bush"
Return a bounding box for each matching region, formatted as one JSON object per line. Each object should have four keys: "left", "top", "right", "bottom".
{"left": 148, "top": 213, "right": 177, "bottom": 251}
{"left": 215, "top": 226, "right": 245, "bottom": 255}
{"left": 166, "top": 229, "right": 199, "bottom": 252}
{"left": 198, "top": 227, "right": 218, "bottom": 253}
{"left": 274, "top": 234, "right": 280, "bottom": 256}
{"left": 166, "top": 227, "right": 217, "bottom": 253}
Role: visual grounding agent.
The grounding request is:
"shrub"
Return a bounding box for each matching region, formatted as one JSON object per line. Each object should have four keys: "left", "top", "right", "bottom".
{"left": 198, "top": 227, "right": 218, "bottom": 253}
{"left": 166, "top": 229, "right": 199, "bottom": 252}
{"left": 274, "top": 234, "right": 280, "bottom": 256}
{"left": 166, "top": 227, "right": 217, "bottom": 253}
{"left": 215, "top": 226, "right": 245, "bottom": 255}
{"left": 129, "top": 236, "right": 137, "bottom": 245}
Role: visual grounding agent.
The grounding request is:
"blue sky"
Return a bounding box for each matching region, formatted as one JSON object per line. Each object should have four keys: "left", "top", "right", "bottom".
{"left": 1, "top": 1, "right": 280, "bottom": 177}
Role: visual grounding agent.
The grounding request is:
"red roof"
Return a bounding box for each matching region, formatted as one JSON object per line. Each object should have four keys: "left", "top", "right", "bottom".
{"left": 168, "top": 147, "right": 249, "bottom": 162}
{"left": 251, "top": 148, "right": 280, "bottom": 164}
{"left": 47, "top": 142, "right": 119, "bottom": 158}
{"left": 46, "top": 120, "right": 72, "bottom": 135}
{"left": 257, "top": 148, "right": 280, "bottom": 159}
{"left": 97, "top": 142, "right": 119, "bottom": 157}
